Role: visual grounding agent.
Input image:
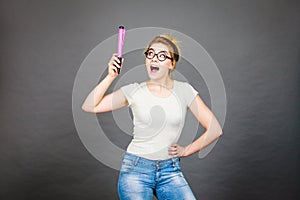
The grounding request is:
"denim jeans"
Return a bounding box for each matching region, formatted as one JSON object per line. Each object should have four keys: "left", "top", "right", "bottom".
{"left": 118, "top": 152, "right": 196, "bottom": 200}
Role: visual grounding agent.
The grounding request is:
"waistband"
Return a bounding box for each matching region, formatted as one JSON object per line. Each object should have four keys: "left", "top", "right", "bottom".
{"left": 123, "top": 151, "right": 180, "bottom": 168}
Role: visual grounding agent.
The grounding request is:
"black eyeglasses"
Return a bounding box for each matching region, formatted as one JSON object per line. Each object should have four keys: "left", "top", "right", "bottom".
{"left": 144, "top": 48, "right": 173, "bottom": 62}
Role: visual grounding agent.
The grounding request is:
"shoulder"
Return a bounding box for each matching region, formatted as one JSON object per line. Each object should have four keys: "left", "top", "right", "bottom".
{"left": 120, "top": 82, "right": 144, "bottom": 96}
{"left": 121, "top": 82, "right": 139, "bottom": 90}
{"left": 174, "top": 80, "right": 198, "bottom": 106}
{"left": 120, "top": 82, "right": 144, "bottom": 106}
{"left": 122, "top": 81, "right": 147, "bottom": 89}
{"left": 174, "top": 80, "right": 197, "bottom": 90}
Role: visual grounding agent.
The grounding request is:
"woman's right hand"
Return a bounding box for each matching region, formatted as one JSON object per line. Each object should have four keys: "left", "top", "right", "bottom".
{"left": 108, "top": 53, "right": 123, "bottom": 78}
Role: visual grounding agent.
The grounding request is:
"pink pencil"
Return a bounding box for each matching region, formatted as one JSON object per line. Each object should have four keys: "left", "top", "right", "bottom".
{"left": 117, "top": 26, "right": 125, "bottom": 74}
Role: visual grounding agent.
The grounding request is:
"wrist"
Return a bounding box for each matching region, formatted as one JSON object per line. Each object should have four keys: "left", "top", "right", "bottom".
{"left": 183, "top": 144, "right": 192, "bottom": 157}
{"left": 106, "top": 74, "right": 117, "bottom": 81}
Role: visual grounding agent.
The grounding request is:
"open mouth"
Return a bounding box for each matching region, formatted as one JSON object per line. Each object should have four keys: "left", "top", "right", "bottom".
{"left": 150, "top": 65, "right": 159, "bottom": 72}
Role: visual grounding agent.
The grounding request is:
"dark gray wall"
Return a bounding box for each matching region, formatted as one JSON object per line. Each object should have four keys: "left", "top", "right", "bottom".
{"left": 0, "top": 0, "right": 299, "bottom": 199}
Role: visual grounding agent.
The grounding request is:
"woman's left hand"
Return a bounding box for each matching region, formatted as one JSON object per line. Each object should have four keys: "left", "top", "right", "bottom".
{"left": 168, "top": 144, "right": 187, "bottom": 158}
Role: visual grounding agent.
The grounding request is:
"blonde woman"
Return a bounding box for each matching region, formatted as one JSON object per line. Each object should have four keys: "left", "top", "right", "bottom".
{"left": 82, "top": 35, "right": 223, "bottom": 199}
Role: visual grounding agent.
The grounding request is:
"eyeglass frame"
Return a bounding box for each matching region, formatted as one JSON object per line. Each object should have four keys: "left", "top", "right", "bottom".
{"left": 144, "top": 48, "right": 174, "bottom": 62}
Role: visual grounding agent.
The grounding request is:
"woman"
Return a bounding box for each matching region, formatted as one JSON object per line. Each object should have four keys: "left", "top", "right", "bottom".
{"left": 82, "top": 35, "right": 223, "bottom": 199}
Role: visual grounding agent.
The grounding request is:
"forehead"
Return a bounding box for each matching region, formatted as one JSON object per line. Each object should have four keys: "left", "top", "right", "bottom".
{"left": 149, "top": 42, "right": 170, "bottom": 52}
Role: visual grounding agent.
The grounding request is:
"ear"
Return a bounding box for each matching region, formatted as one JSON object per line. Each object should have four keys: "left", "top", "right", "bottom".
{"left": 169, "top": 60, "right": 175, "bottom": 70}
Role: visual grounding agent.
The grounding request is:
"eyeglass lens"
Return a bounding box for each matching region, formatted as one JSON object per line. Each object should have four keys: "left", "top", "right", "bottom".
{"left": 145, "top": 49, "right": 169, "bottom": 61}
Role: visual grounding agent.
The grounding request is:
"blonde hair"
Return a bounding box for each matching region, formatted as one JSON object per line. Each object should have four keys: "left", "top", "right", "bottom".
{"left": 145, "top": 34, "right": 180, "bottom": 69}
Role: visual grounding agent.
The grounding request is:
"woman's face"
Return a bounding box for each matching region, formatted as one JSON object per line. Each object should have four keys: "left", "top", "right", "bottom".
{"left": 145, "top": 42, "right": 174, "bottom": 80}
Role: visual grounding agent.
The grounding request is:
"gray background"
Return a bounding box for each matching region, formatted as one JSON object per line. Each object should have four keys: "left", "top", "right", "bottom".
{"left": 0, "top": 0, "right": 299, "bottom": 199}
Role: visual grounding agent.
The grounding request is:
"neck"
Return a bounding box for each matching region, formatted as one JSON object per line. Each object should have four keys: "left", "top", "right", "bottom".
{"left": 148, "top": 76, "right": 173, "bottom": 89}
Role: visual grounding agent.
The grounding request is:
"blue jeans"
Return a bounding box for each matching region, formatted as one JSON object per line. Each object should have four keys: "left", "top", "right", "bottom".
{"left": 118, "top": 152, "right": 196, "bottom": 200}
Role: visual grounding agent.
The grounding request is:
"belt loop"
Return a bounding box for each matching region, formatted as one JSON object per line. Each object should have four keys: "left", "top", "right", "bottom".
{"left": 134, "top": 156, "right": 139, "bottom": 166}
{"left": 172, "top": 158, "right": 176, "bottom": 167}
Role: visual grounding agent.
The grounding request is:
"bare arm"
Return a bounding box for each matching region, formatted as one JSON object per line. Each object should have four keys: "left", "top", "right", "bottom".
{"left": 169, "top": 95, "right": 223, "bottom": 157}
{"left": 81, "top": 54, "right": 128, "bottom": 113}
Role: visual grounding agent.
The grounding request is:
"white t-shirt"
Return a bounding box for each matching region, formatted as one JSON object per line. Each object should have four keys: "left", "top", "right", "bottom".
{"left": 120, "top": 80, "right": 198, "bottom": 160}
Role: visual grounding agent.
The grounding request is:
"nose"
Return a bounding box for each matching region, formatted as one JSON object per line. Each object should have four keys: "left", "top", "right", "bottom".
{"left": 151, "top": 54, "right": 159, "bottom": 62}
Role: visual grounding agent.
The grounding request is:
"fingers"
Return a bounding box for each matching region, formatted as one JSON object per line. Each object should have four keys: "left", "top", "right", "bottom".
{"left": 108, "top": 54, "right": 124, "bottom": 77}
{"left": 109, "top": 55, "right": 121, "bottom": 68}
{"left": 113, "top": 58, "right": 122, "bottom": 69}
{"left": 113, "top": 57, "right": 122, "bottom": 74}
{"left": 168, "top": 144, "right": 180, "bottom": 157}
{"left": 168, "top": 144, "right": 187, "bottom": 158}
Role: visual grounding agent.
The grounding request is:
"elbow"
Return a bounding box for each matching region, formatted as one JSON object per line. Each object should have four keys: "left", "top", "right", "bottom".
{"left": 81, "top": 105, "right": 89, "bottom": 112}
{"left": 217, "top": 127, "right": 223, "bottom": 137}
{"left": 81, "top": 105, "right": 95, "bottom": 113}
{"left": 210, "top": 126, "right": 223, "bottom": 138}
{"left": 205, "top": 126, "right": 223, "bottom": 138}
{"left": 219, "top": 130, "right": 223, "bottom": 137}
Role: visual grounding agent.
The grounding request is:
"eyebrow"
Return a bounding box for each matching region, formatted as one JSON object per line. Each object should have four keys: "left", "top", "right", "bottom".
{"left": 148, "top": 48, "right": 169, "bottom": 55}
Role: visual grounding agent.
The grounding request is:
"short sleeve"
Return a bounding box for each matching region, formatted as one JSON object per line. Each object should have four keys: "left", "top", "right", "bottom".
{"left": 183, "top": 82, "right": 198, "bottom": 107}
{"left": 120, "top": 83, "right": 139, "bottom": 107}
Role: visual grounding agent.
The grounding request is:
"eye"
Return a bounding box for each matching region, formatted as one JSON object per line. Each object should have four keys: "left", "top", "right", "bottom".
{"left": 147, "top": 50, "right": 154, "bottom": 56}
{"left": 158, "top": 52, "right": 166, "bottom": 59}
